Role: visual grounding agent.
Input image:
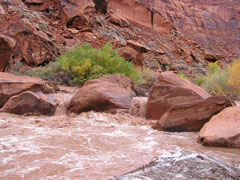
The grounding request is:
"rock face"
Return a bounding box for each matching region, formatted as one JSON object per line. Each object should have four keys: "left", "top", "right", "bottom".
{"left": 93, "top": 0, "right": 108, "bottom": 14}
{"left": 108, "top": 0, "right": 172, "bottom": 34}
{"left": 0, "top": 72, "right": 54, "bottom": 107}
{"left": 68, "top": 75, "right": 136, "bottom": 114}
{"left": 145, "top": 71, "right": 211, "bottom": 120}
{"left": 198, "top": 107, "right": 240, "bottom": 148}
{"left": 58, "top": 0, "right": 95, "bottom": 28}
{"left": 0, "top": 34, "right": 16, "bottom": 71}
{"left": 9, "top": 19, "right": 57, "bottom": 66}
{"left": 153, "top": 95, "right": 233, "bottom": 132}
{"left": 22, "top": 0, "right": 49, "bottom": 11}
{"left": 143, "top": 0, "right": 240, "bottom": 61}
{"left": 0, "top": 91, "right": 56, "bottom": 116}
{"left": 0, "top": 2, "right": 57, "bottom": 70}
{"left": 109, "top": 13, "right": 129, "bottom": 28}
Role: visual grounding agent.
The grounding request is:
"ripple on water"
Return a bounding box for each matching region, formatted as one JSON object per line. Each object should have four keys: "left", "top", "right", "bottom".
{"left": 0, "top": 112, "right": 239, "bottom": 180}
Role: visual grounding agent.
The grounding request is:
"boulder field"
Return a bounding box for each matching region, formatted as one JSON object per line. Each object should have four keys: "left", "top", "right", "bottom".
{"left": 0, "top": 71, "right": 238, "bottom": 148}
{"left": 146, "top": 72, "right": 233, "bottom": 132}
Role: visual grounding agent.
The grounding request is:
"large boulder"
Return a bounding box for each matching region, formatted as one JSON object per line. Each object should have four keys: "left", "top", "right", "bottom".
{"left": 146, "top": 72, "right": 211, "bottom": 120}
{"left": 8, "top": 19, "right": 57, "bottom": 66}
{"left": 0, "top": 72, "right": 54, "bottom": 107}
{"left": 198, "top": 107, "right": 240, "bottom": 148}
{"left": 58, "top": 0, "right": 95, "bottom": 28}
{"left": 0, "top": 91, "right": 56, "bottom": 116}
{"left": 68, "top": 75, "right": 136, "bottom": 114}
{"left": 109, "top": 13, "right": 129, "bottom": 27}
{"left": 153, "top": 95, "right": 233, "bottom": 132}
{"left": 119, "top": 47, "right": 146, "bottom": 67}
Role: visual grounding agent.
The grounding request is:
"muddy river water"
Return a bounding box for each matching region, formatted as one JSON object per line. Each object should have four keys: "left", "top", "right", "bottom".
{"left": 0, "top": 110, "right": 239, "bottom": 180}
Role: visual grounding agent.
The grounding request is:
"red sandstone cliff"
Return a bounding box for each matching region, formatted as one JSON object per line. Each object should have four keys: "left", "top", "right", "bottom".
{"left": 0, "top": 0, "right": 239, "bottom": 74}
{"left": 139, "top": 0, "right": 240, "bottom": 61}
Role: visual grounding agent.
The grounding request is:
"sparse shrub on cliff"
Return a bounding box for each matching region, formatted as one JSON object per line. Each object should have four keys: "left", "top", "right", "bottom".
{"left": 193, "top": 60, "right": 240, "bottom": 99}
{"left": 177, "top": 72, "right": 190, "bottom": 81}
{"left": 28, "top": 43, "right": 141, "bottom": 85}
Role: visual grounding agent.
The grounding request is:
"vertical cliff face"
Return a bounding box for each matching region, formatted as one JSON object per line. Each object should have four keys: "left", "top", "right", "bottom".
{"left": 108, "top": 0, "right": 172, "bottom": 34}
{"left": 141, "top": 0, "right": 240, "bottom": 61}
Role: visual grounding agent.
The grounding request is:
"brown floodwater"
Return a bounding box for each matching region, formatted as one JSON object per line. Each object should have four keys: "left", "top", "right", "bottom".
{"left": 0, "top": 111, "right": 239, "bottom": 180}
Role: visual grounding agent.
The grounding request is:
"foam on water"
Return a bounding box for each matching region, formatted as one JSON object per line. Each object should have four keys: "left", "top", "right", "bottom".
{"left": 0, "top": 112, "right": 239, "bottom": 180}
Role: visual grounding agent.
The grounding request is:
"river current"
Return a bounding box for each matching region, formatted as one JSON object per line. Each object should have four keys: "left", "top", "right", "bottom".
{"left": 0, "top": 110, "right": 239, "bottom": 180}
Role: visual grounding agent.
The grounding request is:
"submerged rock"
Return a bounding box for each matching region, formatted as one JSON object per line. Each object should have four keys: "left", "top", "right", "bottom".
{"left": 153, "top": 95, "right": 233, "bottom": 132}
{"left": 198, "top": 106, "right": 240, "bottom": 148}
{"left": 68, "top": 75, "right": 136, "bottom": 114}
{"left": 116, "top": 148, "right": 240, "bottom": 180}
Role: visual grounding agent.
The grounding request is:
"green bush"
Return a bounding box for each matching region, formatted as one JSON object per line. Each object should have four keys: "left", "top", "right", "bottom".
{"left": 192, "top": 60, "right": 240, "bottom": 99}
{"left": 28, "top": 43, "right": 141, "bottom": 85}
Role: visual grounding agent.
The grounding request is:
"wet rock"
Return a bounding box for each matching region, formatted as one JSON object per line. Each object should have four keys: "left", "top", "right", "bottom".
{"left": 68, "top": 75, "right": 136, "bottom": 114}
{"left": 0, "top": 91, "right": 56, "bottom": 116}
{"left": 198, "top": 106, "right": 240, "bottom": 148}
{"left": 109, "top": 13, "right": 129, "bottom": 27}
{"left": 116, "top": 148, "right": 240, "bottom": 180}
{"left": 146, "top": 71, "right": 211, "bottom": 120}
{"left": 129, "top": 97, "right": 147, "bottom": 118}
{"left": 0, "top": 72, "right": 55, "bottom": 107}
{"left": 0, "top": 34, "right": 16, "bottom": 71}
{"left": 153, "top": 95, "right": 233, "bottom": 132}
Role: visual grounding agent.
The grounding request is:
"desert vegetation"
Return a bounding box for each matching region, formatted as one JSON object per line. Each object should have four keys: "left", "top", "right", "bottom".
{"left": 27, "top": 43, "right": 142, "bottom": 86}
{"left": 193, "top": 60, "right": 240, "bottom": 99}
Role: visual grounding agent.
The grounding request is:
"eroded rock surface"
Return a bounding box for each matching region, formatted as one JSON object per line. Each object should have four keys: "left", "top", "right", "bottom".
{"left": 68, "top": 75, "right": 136, "bottom": 114}
{"left": 145, "top": 71, "right": 211, "bottom": 120}
{"left": 142, "top": 0, "right": 240, "bottom": 61}
{"left": 0, "top": 34, "right": 15, "bottom": 71}
{"left": 198, "top": 106, "right": 240, "bottom": 148}
{"left": 116, "top": 148, "right": 240, "bottom": 180}
{"left": 153, "top": 95, "right": 233, "bottom": 132}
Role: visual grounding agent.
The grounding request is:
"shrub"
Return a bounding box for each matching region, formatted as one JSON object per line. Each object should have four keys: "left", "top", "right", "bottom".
{"left": 192, "top": 60, "right": 240, "bottom": 99}
{"left": 28, "top": 43, "right": 141, "bottom": 85}
{"left": 227, "top": 60, "right": 240, "bottom": 98}
{"left": 177, "top": 72, "right": 190, "bottom": 81}
{"left": 139, "top": 67, "right": 157, "bottom": 86}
